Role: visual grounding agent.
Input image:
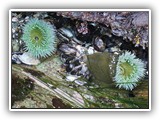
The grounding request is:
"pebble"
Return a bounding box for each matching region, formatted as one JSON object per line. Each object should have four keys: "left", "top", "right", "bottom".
{"left": 25, "top": 16, "right": 29, "bottom": 20}
{"left": 12, "top": 40, "right": 20, "bottom": 52}
{"left": 25, "top": 16, "right": 30, "bottom": 22}
{"left": 12, "top": 28, "right": 16, "bottom": 33}
{"left": 33, "top": 13, "right": 41, "bottom": 18}
{"left": 83, "top": 94, "right": 95, "bottom": 101}
{"left": 15, "top": 33, "right": 19, "bottom": 37}
{"left": 115, "top": 103, "right": 123, "bottom": 108}
{"left": 105, "top": 46, "right": 120, "bottom": 53}
{"left": 12, "top": 34, "right": 16, "bottom": 39}
{"left": 12, "top": 17, "right": 18, "bottom": 22}
{"left": 19, "top": 19, "right": 24, "bottom": 23}
{"left": 43, "top": 13, "right": 48, "bottom": 18}
{"left": 87, "top": 47, "right": 95, "bottom": 55}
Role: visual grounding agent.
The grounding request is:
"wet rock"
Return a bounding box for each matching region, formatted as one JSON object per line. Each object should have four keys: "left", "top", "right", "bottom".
{"left": 72, "top": 91, "right": 84, "bottom": 104}
{"left": 12, "top": 40, "right": 20, "bottom": 52}
{"left": 57, "top": 11, "right": 149, "bottom": 49}
{"left": 12, "top": 28, "right": 16, "bottom": 33}
{"left": 52, "top": 97, "right": 71, "bottom": 108}
{"left": 132, "top": 12, "right": 149, "bottom": 27}
{"left": 11, "top": 71, "right": 34, "bottom": 106}
{"left": 11, "top": 11, "right": 149, "bottom": 109}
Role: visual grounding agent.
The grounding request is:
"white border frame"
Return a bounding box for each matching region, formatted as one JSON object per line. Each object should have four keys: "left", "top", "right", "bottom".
{"left": 9, "top": 9, "right": 151, "bottom": 111}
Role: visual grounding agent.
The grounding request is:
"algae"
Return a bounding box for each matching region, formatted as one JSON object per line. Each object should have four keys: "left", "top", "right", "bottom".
{"left": 86, "top": 52, "right": 116, "bottom": 86}
{"left": 11, "top": 53, "right": 149, "bottom": 109}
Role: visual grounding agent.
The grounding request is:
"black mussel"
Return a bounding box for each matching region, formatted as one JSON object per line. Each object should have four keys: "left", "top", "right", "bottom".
{"left": 12, "top": 51, "right": 23, "bottom": 55}
{"left": 12, "top": 52, "right": 23, "bottom": 64}
{"left": 58, "top": 43, "right": 77, "bottom": 56}
{"left": 83, "top": 71, "right": 92, "bottom": 80}
{"left": 98, "top": 24, "right": 112, "bottom": 37}
{"left": 70, "top": 64, "right": 82, "bottom": 75}
{"left": 66, "top": 64, "right": 73, "bottom": 73}
{"left": 12, "top": 54, "right": 21, "bottom": 64}
{"left": 69, "top": 63, "right": 75, "bottom": 69}
{"left": 104, "top": 37, "right": 115, "bottom": 48}
{"left": 92, "top": 36, "right": 106, "bottom": 52}
{"left": 77, "top": 64, "right": 88, "bottom": 76}
{"left": 57, "top": 28, "right": 83, "bottom": 45}
{"left": 57, "top": 28, "right": 74, "bottom": 42}
{"left": 60, "top": 53, "right": 75, "bottom": 64}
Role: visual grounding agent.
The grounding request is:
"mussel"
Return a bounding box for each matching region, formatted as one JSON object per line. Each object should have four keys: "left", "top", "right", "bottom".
{"left": 58, "top": 43, "right": 77, "bottom": 56}
{"left": 57, "top": 27, "right": 83, "bottom": 45}
{"left": 92, "top": 36, "right": 106, "bottom": 52}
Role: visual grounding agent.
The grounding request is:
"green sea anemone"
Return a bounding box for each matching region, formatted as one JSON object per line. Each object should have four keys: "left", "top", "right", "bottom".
{"left": 114, "top": 51, "right": 145, "bottom": 90}
{"left": 22, "top": 18, "right": 57, "bottom": 58}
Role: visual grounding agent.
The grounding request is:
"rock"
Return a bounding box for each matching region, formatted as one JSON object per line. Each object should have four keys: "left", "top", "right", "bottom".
{"left": 72, "top": 91, "right": 84, "bottom": 104}
{"left": 25, "top": 16, "right": 30, "bottom": 22}
{"left": 87, "top": 46, "right": 95, "bottom": 55}
{"left": 12, "top": 40, "right": 20, "bottom": 52}
{"left": 12, "top": 28, "right": 16, "bottom": 33}
{"left": 12, "top": 17, "right": 18, "bottom": 22}
{"left": 132, "top": 12, "right": 149, "bottom": 27}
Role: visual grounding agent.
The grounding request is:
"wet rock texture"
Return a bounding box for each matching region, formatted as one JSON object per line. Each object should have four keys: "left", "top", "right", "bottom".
{"left": 11, "top": 11, "right": 149, "bottom": 109}
{"left": 57, "top": 11, "right": 149, "bottom": 49}
{"left": 12, "top": 55, "right": 149, "bottom": 109}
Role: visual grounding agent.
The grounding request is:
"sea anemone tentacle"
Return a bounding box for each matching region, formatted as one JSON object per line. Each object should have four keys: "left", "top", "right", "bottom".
{"left": 22, "top": 18, "right": 57, "bottom": 58}
{"left": 114, "top": 51, "right": 146, "bottom": 90}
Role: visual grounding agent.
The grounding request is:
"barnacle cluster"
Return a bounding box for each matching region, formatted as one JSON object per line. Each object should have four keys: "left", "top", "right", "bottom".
{"left": 22, "top": 18, "right": 57, "bottom": 58}
{"left": 114, "top": 51, "right": 145, "bottom": 90}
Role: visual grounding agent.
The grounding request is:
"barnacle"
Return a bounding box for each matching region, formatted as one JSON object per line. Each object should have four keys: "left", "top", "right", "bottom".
{"left": 114, "top": 51, "right": 145, "bottom": 90}
{"left": 134, "top": 34, "right": 141, "bottom": 47}
{"left": 22, "top": 18, "right": 57, "bottom": 58}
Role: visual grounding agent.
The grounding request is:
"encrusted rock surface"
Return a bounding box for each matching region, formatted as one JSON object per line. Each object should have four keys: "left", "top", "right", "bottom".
{"left": 57, "top": 11, "right": 149, "bottom": 49}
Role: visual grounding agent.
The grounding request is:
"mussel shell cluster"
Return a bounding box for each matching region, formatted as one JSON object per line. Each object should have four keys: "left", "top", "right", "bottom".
{"left": 55, "top": 14, "right": 148, "bottom": 81}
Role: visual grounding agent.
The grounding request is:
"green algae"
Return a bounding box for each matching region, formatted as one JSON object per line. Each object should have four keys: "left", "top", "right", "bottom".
{"left": 86, "top": 52, "right": 116, "bottom": 86}
{"left": 11, "top": 53, "right": 149, "bottom": 109}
